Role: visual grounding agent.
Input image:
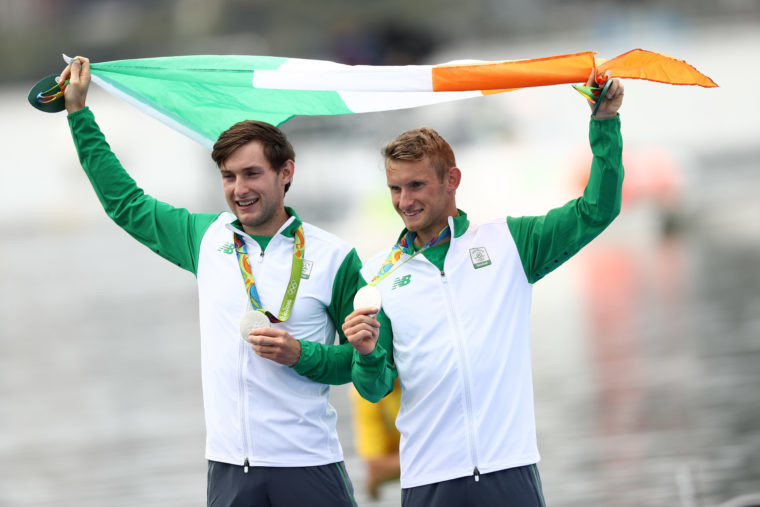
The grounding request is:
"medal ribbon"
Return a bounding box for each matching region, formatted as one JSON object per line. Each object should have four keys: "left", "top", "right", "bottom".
{"left": 233, "top": 225, "right": 305, "bottom": 323}
{"left": 370, "top": 226, "right": 451, "bottom": 285}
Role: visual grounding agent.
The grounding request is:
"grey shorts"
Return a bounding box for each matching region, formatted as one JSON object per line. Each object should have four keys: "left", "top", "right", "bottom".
{"left": 207, "top": 460, "right": 356, "bottom": 507}
{"left": 402, "top": 464, "right": 546, "bottom": 507}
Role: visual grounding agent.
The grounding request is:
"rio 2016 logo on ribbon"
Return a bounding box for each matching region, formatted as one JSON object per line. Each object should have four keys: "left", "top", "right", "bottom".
{"left": 286, "top": 279, "right": 299, "bottom": 296}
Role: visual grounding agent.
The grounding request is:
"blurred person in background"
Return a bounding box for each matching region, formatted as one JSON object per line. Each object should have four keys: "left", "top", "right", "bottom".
{"left": 58, "top": 56, "right": 365, "bottom": 507}
{"left": 342, "top": 71, "right": 625, "bottom": 506}
{"left": 351, "top": 379, "right": 402, "bottom": 499}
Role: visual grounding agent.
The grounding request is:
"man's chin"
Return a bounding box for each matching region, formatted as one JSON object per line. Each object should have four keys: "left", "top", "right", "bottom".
{"left": 238, "top": 213, "right": 264, "bottom": 229}
{"left": 399, "top": 214, "right": 422, "bottom": 231}
{"left": 401, "top": 220, "right": 418, "bottom": 232}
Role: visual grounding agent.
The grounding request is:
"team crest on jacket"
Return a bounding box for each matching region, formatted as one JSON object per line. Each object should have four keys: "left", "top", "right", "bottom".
{"left": 301, "top": 259, "right": 313, "bottom": 279}
{"left": 469, "top": 247, "right": 492, "bottom": 269}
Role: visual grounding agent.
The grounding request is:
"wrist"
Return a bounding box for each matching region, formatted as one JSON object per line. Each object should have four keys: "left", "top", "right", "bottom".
{"left": 592, "top": 112, "right": 618, "bottom": 121}
{"left": 354, "top": 342, "right": 384, "bottom": 364}
{"left": 291, "top": 339, "right": 309, "bottom": 370}
{"left": 358, "top": 346, "right": 376, "bottom": 356}
{"left": 66, "top": 103, "right": 85, "bottom": 115}
{"left": 291, "top": 340, "right": 302, "bottom": 366}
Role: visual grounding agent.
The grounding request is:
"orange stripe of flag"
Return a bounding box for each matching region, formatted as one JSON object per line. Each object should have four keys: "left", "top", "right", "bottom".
{"left": 432, "top": 52, "right": 596, "bottom": 92}
{"left": 597, "top": 49, "right": 717, "bottom": 87}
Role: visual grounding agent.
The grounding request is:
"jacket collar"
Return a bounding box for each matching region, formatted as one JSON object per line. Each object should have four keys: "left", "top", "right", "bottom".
{"left": 393, "top": 209, "right": 470, "bottom": 245}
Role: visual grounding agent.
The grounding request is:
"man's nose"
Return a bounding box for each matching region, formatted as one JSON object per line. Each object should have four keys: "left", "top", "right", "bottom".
{"left": 234, "top": 178, "right": 248, "bottom": 196}
{"left": 399, "top": 189, "right": 414, "bottom": 209}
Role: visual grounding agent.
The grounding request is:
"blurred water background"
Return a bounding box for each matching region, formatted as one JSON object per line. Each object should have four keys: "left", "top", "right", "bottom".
{"left": 1, "top": 1, "right": 759, "bottom": 506}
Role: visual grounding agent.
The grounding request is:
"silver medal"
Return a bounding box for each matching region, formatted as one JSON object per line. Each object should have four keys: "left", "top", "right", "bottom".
{"left": 353, "top": 285, "right": 382, "bottom": 311}
{"left": 239, "top": 310, "right": 271, "bottom": 341}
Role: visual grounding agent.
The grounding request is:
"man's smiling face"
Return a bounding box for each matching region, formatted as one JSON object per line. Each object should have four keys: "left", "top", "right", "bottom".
{"left": 220, "top": 141, "right": 293, "bottom": 236}
{"left": 386, "top": 156, "right": 455, "bottom": 244}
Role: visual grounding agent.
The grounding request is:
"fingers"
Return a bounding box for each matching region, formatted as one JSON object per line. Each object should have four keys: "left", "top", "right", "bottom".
{"left": 246, "top": 327, "right": 287, "bottom": 347}
{"left": 343, "top": 316, "right": 380, "bottom": 350}
{"left": 342, "top": 312, "right": 379, "bottom": 336}
{"left": 345, "top": 322, "right": 379, "bottom": 341}
{"left": 68, "top": 56, "right": 90, "bottom": 85}
{"left": 62, "top": 56, "right": 91, "bottom": 114}
{"left": 249, "top": 335, "right": 279, "bottom": 356}
{"left": 605, "top": 78, "right": 623, "bottom": 101}
{"left": 246, "top": 329, "right": 300, "bottom": 366}
{"left": 585, "top": 68, "right": 596, "bottom": 88}
{"left": 342, "top": 310, "right": 376, "bottom": 330}
{"left": 583, "top": 69, "right": 624, "bottom": 118}
{"left": 250, "top": 327, "right": 285, "bottom": 338}
{"left": 68, "top": 59, "right": 80, "bottom": 85}
{"left": 342, "top": 307, "right": 379, "bottom": 330}
{"left": 57, "top": 67, "right": 70, "bottom": 86}
{"left": 76, "top": 56, "right": 91, "bottom": 83}
{"left": 247, "top": 334, "right": 277, "bottom": 347}
{"left": 594, "top": 76, "right": 624, "bottom": 119}
{"left": 58, "top": 56, "right": 89, "bottom": 85}
{"left": 341, "top": 310, "right": 380, "bottom": 355}
{"left": 354, "top": 306, "right": 379, "bottom": 317}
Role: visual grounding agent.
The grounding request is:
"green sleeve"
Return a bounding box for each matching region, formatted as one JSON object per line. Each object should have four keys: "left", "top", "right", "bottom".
{"left": 293, "top": 252, "right": 398, "bottom": 395}
{"left": 348, "top": 266, "right": 398, "bottom": 403}
{"left": 292, "top": 248, "right": 362, "bottom": 385}
{"left": 351, "top": 306, "right": 397, "bottom": 402}
{"left": 508, "top": 115, "right": 624, "bottom": 283}
{"left": 68, "top": 107, "right": 218, "bottom": 275}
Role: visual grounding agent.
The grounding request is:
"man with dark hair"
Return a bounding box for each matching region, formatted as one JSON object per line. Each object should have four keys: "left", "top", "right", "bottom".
{"left": 60, "top": 57, "right": 359, "bottom": 507}
{"left": 343, "top": 72, "right": 625, "bottom": 506}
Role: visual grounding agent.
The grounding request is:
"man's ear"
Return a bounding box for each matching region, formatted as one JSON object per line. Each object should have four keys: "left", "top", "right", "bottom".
{"left": 280, "top": 159, "right": 295, "bottom": 186}
{"left": 447, "top": 166, "right": 462, "bottom": 193}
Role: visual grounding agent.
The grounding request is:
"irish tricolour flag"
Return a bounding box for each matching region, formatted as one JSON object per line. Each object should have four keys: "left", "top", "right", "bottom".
{"left": 70, "top": 50, "right": 715, "bottom": 148}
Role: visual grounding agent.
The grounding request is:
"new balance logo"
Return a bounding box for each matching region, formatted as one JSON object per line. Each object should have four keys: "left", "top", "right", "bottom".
{"left": 218, "top": 242, "right": 234, "bottom": 254}
{"left": 392, "top": 274, "right": 411, "bottom": 290}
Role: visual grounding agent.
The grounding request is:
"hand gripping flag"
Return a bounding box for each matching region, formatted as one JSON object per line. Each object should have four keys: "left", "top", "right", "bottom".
{"left": 60, "top": 49, "right": 715, "bottom": 148}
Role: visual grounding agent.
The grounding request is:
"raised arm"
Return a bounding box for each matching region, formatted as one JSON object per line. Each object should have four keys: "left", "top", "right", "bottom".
{"left": 509, "top": 71, "right": 625, "bottom": 283}
{"left": 63, "top": 57, "right": 217, "bottom": 274}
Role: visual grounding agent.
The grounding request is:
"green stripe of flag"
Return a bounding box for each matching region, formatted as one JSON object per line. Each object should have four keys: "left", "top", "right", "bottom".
{"left": 89, "top": 55, "right": 353, "bottom": 146}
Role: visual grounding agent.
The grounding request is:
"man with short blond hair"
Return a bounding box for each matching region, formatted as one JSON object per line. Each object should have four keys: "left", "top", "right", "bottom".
{"left": 344, "top": 71, "right": 625, "bottom": 506}
{"left": 382, "top": 127, "right": 456, "bottom": 179}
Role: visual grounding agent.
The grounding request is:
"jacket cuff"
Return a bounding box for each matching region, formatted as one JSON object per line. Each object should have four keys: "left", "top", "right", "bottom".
{"left": 292, "top": 339, "right": 317, "bottom": 374}
{"left": 353, "top": 343, "right": 388, "bottom": 366}
{"left": 67, "top": 105, "right": 92, "bottom": 122}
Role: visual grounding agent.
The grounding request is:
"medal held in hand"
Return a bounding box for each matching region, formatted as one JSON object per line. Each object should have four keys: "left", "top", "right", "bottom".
{"left": 239, "top": 309, "right": 271, "bottom": 341}
{"left": 353, "top": 285, "right": 382, "bottom": 312}
{"left": 234, "top": 227, "right": 305, "bottom": 341}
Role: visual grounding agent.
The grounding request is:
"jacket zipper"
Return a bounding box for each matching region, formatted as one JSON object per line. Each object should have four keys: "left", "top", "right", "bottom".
{"left": 440, "top": 270, "right": 481, "bottom": 482}
{"left": 238, "top": 236, "right": 256, "bottom": 473}
{"left": 238, "top": 338, "right": 251, "bottom": 473}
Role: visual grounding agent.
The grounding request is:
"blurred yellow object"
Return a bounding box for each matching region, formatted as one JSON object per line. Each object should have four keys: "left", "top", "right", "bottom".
{"left": 351, "top": 379, "right": 402, "bottom": 498}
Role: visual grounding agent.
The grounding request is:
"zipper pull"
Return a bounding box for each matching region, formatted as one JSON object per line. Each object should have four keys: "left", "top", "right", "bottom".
{"left": 473, "top": 466, "right": 480, "bottom": 482}
{"left": 258, "top": 251, "right": 264, "bottom": 263}
{"left": 243, "top": 458, "right": 250, "bottom": 474}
